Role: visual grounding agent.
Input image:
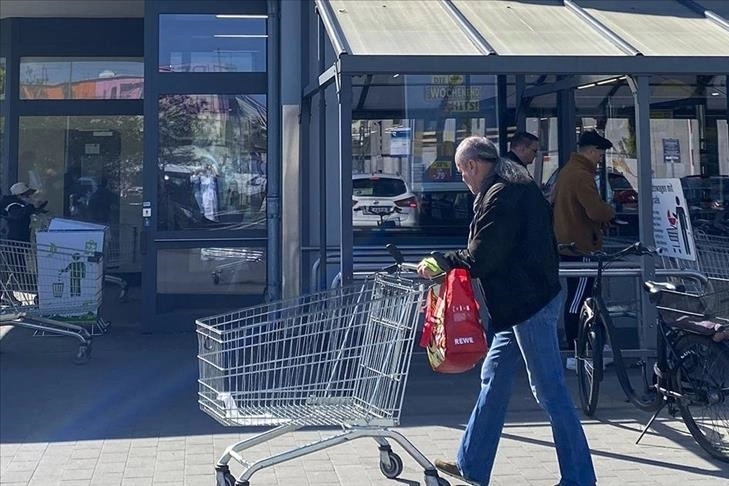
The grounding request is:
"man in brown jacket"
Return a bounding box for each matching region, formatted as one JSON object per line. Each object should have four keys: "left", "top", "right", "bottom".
{"left": 553, "top": 130, "right": 615, "bottom": 369}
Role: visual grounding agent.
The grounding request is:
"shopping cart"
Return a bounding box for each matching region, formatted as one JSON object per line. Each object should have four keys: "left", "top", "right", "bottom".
{"left": 201, "top": 247, "right": 265, "bottom": 285}
{"left": 695, "top": 232, "right": 729, "bottom": 280}
{"left": 104, "top": 223, "right": 138, "bottom": 301}
{"left": 197, "top": 263, "right": 450, "bottom": 486}
{"left": 1, "top": 239, "right": 93, "bottom": 363}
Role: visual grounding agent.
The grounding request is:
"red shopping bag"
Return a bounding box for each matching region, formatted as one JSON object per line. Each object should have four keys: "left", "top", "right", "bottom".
{"left": 419, "top": 268, "right": 488, "bottom": 373}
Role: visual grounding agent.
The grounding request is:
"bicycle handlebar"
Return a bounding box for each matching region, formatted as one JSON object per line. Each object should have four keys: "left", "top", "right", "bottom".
{"left": 560, "top": 241, "right": 658, "bottom": 262}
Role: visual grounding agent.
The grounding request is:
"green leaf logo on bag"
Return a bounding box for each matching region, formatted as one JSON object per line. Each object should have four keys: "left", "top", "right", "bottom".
{"left": 419, "top": 268, "right": 488, "bottom": 373}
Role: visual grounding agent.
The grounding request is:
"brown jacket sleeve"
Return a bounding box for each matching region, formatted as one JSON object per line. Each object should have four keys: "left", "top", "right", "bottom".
{"left": 574, "top": 172, "right": 615, "bottom": 223}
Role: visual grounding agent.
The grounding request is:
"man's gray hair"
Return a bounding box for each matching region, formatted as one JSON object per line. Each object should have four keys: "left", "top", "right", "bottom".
{"left": 456, "top": 136, "right": 533, "bottom": 184}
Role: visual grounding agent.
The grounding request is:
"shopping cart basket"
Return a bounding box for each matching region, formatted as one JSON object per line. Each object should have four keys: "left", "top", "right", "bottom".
{"left": 197, "top": 267, "right": 450, "bottom": 486}
{"left": 1, "top": 239, "right": 93, "bottom": 363}
{"left": 695, "top": 232, "right": 729, "bottom": 280}
{"left": 652, "top": 276, "right": 729, "bottom": 330}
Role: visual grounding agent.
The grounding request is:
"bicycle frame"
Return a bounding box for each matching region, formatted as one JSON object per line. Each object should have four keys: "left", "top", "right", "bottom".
{"left": 588, "top": 257, "right": 664, "bottom": 413}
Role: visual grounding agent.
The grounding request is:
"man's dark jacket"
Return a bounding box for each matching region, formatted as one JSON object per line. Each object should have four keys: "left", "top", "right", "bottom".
{"left": 444, "top": 175, "right": 562, "bottom": 332}
{"left": 1, "top": 195, "right": 37, "bottom": 242}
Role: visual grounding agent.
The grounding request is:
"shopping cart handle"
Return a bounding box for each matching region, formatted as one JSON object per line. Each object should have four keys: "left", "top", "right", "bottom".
{"left": 429, "top": 251, "right": 452, "bottom": 272}
{"left": 385, "top": 243, "right": 405, "bottom": 264}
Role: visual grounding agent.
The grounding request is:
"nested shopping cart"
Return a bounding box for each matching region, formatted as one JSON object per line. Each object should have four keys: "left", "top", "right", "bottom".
{"left": 694, "top": 232, "right": 729, "bottom": 279}
{"left": 1, "top": 239, "right": 94, "bottom": 363}
{"left": 197, "top": 267, "right": 450, "bottom": 486}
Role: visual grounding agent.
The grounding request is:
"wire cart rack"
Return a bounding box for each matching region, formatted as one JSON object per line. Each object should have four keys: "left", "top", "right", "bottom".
{"left": 197, "top": 269, "right": 450, "bottom": 486}
{"left": 1, "top": 239, "right": 93, "bottom": 363}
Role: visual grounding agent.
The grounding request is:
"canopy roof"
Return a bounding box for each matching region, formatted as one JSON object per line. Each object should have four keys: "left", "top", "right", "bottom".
{"left": 316, "top": 0, "right": 729, "bottom": 75}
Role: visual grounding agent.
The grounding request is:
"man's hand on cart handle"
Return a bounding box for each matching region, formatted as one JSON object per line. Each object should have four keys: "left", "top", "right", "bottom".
{"left": 417, "top": 252, "right": 449, "bottom": 278}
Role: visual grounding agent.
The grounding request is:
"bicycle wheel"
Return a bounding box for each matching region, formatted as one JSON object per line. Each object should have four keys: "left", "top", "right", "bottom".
{"left": 576, "top": 298, "right": 604, "bottom": 416}
{"left": 672, "top": 334, "right": 729, "bottom": 463}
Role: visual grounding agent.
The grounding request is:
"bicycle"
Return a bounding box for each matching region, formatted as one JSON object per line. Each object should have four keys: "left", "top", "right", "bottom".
{"left": 572, "top": 241, "right": 729, "bottom": 462}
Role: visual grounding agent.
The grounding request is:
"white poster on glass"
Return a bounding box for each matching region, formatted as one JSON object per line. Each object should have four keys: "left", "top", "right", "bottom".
{"left": 652, "top": 178, "right": 696, "bottom": 261}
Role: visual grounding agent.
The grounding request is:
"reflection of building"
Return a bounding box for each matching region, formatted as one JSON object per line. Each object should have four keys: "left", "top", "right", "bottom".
{"left": 20, "top": 76, "right": 144, "bottom": 100}
{"left": 1, "top": 1, "right": 728, "bottom": 332}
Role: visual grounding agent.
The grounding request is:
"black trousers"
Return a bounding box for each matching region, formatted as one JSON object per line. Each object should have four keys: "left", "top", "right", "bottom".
{"left": 561, "top": 254, "right": 594, "bottom": 350}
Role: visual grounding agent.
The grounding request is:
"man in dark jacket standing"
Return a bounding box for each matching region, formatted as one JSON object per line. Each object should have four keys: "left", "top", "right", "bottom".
{"left": 418, "top": 137, "right": 596, "bottom": 486}
{"left": 505, "top": 131, "right": 539, "bottom": 168}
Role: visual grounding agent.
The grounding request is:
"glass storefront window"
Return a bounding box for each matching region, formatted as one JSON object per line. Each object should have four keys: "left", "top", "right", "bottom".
{"left": 19, "top": 57, "right": 144, "bottom": 100}
{"left": 18, "top": 115, "right": 144, "bottom": 272}
{"left": 572, "top": 74, "right": 728, "bottom": 240}
{"left": 159, "top": 14, "right": 267, "bottom": 73}
{"left": 156, "top": 246, "right": 266, "bottom": 295}
{"left": 157, "top": 94, "right": 267, "bottom": 231}
{"left": 351, "top": 74, "right": 498, "bottom": 236}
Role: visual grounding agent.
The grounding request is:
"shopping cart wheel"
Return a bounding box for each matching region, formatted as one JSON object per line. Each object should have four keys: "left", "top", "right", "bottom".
{"left": 379, "top": 452, "right": 403, "bottom": 479}
{"left": 215, "top": 465, "right": 236, "bottom": 486}
{"left": 74, "top": 344, "right": 91, "bottom": 364}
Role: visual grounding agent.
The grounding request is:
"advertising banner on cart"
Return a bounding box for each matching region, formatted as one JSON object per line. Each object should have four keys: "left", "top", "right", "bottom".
{"left": 652, "top": 178, "right": 696, "bottom": 261}
{"left": 35, "top": 220, "right": 106, "bottom": 319}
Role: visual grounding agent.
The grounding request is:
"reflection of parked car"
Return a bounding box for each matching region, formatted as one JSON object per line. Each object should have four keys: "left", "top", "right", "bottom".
{"left": 682, "top": 175, "right": 729, "bottom": 236}
{"left": 606, "top": 172, "right": 638, "bottom": 210}
{"left": 352, "top": 174, "right": 418, "bottom": 228}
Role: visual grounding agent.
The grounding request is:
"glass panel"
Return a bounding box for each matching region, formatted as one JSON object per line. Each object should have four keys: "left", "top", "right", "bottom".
{"left": 18, "top": 116, "right": 144, "bottom": 272}
{"left": 157, "top": 94, "right": 267, "bottom": 231}
{"left": 0, "top": 117, "right": 4, "bottom": 183}
{"left": 159, "top": 14, "right": 267, "bottom": 73}
{"left": 0, "top": 57, "right": 5, "bottom": 100}
{"left": 351, "top": 74, "right": 498, "bottom": 236}
{"left": 19, "top": 57, "right": 144, "bottom": 100}
{"left": 156, "top": 246, "right": 266, "bottom": 295}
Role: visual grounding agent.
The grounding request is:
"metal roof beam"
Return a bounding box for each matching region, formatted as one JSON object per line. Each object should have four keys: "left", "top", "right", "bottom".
{"left": 521, "top": 75, "right": 625, "bottom": 98}
{"left": 677, "top": 0, "right": 729, "bottom": 33}
{"left": 314, "top": 0, "right": 349, "bottom": 56}
{"left": 339, "top": 55, "right": 727, "bottom": 75}
{"left": 440, "top": 0, "right": 497, "bottom": 55}
{"left": 564, "top": 0, "right": 642, "bottom": 56}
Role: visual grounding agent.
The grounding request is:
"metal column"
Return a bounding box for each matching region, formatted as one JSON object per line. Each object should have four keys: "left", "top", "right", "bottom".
{"left": 267, "top": 0, "right": 282, "bottom": 301}
{"left": 630, "top": 74, "right": 657, "bottom": 348}
{"left": 557, "top": 85, "right": 576, "bottom": 168}
{"left": 337, "top": 73, "right": 353, "bottom": 286}
{"left": 317, "top": 21, "right": 328, "bottom": 291}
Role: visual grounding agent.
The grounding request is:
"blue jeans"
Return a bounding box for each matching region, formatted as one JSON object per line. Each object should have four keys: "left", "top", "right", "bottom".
{"left": 456, "top": 291, "right": 596, "bottom": 486}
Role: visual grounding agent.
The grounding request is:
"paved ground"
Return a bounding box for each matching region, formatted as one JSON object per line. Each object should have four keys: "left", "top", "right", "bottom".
{"left": 1, "top": 297, "right": 728, "bottom": 486}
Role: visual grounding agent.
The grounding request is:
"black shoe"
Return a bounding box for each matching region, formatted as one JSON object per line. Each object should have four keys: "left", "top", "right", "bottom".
{"left": 434, "top": 459, "right": 481, "bottom": 485}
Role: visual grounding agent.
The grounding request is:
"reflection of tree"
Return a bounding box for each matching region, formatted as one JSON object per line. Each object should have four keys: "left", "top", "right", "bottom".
{"left": 618, "top": 117, "right": 637, "bottom": 159}
{"left": 19, "top": 115, "right": 143, "bottom": 195}
{"left": 158, "top": 95, "right": 210, "bottom": 156}
{"left": 0, "top": 61, "right": 5, "bottom": 97}
{"left": 20, "top": 64, "right": 56, "bottom": 99}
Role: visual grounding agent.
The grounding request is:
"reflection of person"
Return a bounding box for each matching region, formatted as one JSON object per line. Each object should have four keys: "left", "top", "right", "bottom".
{"left": 417, "top": 137, "right": 595, "bottom": 486}
{"left": 200, "top": 164, "right": 219, "bottom": 221}
{"left": 190, "top": 170, "right": 204, "bottom": 217}
{"left": 61, "top": 253, "right": 86, "bottom": 297}
{"left": 675, "top": 195, "right": 690, "bottom": 255}
{"left": 553, "top": 130, "right": 615, "bottom": 367}
{"left": 87, "top": 177, "right": 118, "bottom": 224}
{"left": 505, "top": 131, "right": 539, "bottom": 167}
